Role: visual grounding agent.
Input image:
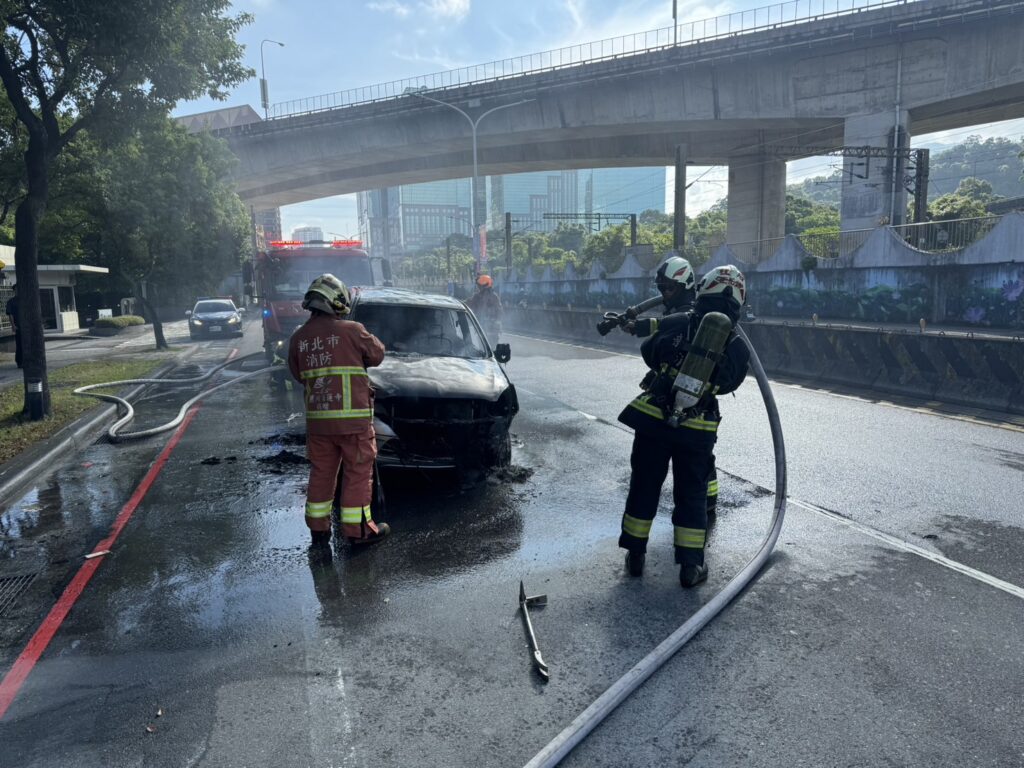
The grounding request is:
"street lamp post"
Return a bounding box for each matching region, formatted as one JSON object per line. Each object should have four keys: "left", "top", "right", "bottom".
{"left": 405, "top": 86, "right": 534, "bottom": 274}
{"left": 673, "top": 0, "right": 678, "bottom": 45}
{"left": 260, "top": 39, "right": 285, "bottom": 119}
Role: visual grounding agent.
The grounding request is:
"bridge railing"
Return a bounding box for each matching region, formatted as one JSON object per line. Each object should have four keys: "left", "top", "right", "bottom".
{"left": 270, "top": 0, "right": 910, "bottom": 118}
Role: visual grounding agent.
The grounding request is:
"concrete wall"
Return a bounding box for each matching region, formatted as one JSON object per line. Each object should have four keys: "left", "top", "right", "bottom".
{"left": 498, "top": 214, "right": 1024, "bottom": 330}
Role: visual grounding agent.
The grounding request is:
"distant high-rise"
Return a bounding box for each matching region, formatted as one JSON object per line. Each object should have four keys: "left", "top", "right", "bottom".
{"left": 292, "top": 226, "right": 323, "bottom": 243}
{"left": 255, "top": 208, "right": 282, "bottom": 242}
{"left": 356, "top": 167, "right": 666, "bottom": 255}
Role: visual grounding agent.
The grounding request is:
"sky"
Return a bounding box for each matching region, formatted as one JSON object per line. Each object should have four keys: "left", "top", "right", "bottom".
{"left": 174, "top": 0, "right": 1024, "bottom": 238}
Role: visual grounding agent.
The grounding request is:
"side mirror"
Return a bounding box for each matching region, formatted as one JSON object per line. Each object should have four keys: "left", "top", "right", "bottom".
{"left": 494, "top": 343, "right": 511, "bottom": 364}
{"left": 185, "top": 310, "right": 192, "bottom": 318}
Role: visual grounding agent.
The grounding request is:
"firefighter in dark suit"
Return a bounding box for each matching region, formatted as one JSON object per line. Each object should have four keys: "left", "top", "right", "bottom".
{"left": 618, "top": 265, "right": 750, "bottom": 587}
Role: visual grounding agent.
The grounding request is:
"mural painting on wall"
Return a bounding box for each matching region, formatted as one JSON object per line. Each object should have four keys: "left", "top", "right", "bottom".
{"left": 946, "top": 273, "right": 1024, "bottom": 328}
{"left": 750, "top": 284, "right": 933, "bottom": 325}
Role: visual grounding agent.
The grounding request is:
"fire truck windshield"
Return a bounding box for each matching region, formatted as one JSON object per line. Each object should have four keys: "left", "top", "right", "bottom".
{"left": 266, "top": 252, "right": 373, "bottom": 300}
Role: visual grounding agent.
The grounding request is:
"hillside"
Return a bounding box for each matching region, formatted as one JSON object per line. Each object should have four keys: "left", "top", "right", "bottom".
{"left": 787, "top": 135, "right": 1024, "bottom": 206}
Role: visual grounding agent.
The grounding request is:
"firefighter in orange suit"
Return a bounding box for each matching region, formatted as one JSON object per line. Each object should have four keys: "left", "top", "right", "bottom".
{"left": 288, "top": 274, "right": 390, "bottom": 547}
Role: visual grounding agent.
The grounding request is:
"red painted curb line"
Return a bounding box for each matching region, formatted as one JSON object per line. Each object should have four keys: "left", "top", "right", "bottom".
{"left": 0, "top": 407, "right": 201, "bottom": 721}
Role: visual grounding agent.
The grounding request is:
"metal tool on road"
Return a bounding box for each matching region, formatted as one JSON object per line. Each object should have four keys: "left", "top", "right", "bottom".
{"left": 519, "top": 581, "right": 549, "bottom": 681}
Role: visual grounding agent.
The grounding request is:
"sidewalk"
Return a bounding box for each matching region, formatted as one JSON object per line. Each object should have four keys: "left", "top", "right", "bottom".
{"left": 0, "top": 320, "right": 191, "bottom": 388}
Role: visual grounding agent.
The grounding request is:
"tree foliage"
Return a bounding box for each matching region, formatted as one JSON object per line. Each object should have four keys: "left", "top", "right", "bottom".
{"left": 929, "top": 136, "right": 1023, "bottom": 199}
{"left": 0, "top": 0, "right": 252, "bottom": 416}
{"left": 95, "top": 118, "right": 251, "bottom": 347}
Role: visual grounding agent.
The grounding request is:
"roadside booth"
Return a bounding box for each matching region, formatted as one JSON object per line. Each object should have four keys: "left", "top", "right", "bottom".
{"left": 0, "top": 247, "right": 110, "bottom": 335}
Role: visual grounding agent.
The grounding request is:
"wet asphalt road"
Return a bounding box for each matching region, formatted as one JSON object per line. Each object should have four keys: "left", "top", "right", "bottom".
{"left": 1, "top": 328, "right": 1023, "bottom": 767}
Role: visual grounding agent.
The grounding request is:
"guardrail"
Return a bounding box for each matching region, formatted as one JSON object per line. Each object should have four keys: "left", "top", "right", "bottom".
{"left": 270, "top": 0, "right": 910, "bottom": 118}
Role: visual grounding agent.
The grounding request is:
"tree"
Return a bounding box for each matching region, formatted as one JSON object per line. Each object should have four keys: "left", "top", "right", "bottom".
{"left": 684, "top": 200, "right": 728, "bottom": 265}
{"left": 954, "top": 177, "right": 998, "bottom": 203}
{"left": 928, "top": 193, "right": 987, "bottom": 222}
{"left": 785, "top": 193, "right": 840, "bottom": 235}
{"left": 582, "top": 224, "right": 628, "bottom": 273}
{"left": 0, "top": 0, "right": 251, "bottom": 417}
{"left": 547, "top": 222, "right": 586, "bottom": 256}
{"left": 98, "top": 118, "right": 250, "bottom": 348}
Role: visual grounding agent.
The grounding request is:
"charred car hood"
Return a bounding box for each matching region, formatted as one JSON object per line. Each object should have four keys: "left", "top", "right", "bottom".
{"left": 369, "top": 355, "right": 509, "bottom": 401}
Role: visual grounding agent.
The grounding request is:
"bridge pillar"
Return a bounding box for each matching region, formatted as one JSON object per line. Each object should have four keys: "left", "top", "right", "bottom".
{"left": 726, "top": 154, "right": 786, "bottom": 255}
{"left": 841, "top": 111, "right": 911, "bottom": 231}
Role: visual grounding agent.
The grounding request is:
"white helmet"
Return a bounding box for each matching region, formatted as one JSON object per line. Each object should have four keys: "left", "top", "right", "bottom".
{"left": 697, "top": 265, "right": 746, "bottom": 308}
{"left": 655, "top": 256, "right": 695, "bottom": 291}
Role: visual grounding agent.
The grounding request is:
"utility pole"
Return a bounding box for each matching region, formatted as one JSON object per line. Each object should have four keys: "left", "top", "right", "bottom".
{"left": 674, "top": 144, "right": 687, "bottom": 252}
{"left": 505, "top": 212, "right": 513, "bottom": 271}
{"left": 913, "top": 148, "right": 930, "bottom": 224}
{"left": 260, "top": 39, "right": 285, "bottom": 119}
{"left": 629, "top": 214, "right": 637, "bottom": 247}
{"left": 405, "top": 87, "right": 534, "bottom": 273}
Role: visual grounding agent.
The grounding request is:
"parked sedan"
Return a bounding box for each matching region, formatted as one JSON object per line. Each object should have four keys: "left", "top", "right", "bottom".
{"left": 349, "top": 287, "right": 518, "bottom": 473}
{"left": 188, "top": 298, "right": 244, "bottom": 339}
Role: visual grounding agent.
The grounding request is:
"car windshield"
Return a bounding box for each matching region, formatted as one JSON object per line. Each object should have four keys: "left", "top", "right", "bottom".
{"left": 353, "top": 303, "right": 489, "bottom": 359}
{"left": 266, "top": 254, "right": 374, "bottom": 300}
{"left": 194, "top": 301, "right": 235, "bottom": 313}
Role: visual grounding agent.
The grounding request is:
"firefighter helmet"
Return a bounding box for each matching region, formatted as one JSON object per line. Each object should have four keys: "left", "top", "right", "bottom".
{"left": 697, "top": 265, "right": 746, "bottom": 307}
{"left": 477, "top": 274, "right": 494, "bottom": 288}
{"left": 303, "top": 273, "right": 351, "bottom": 316}
{"left": 655, "top": 256, "right": 695, "bottom": 291}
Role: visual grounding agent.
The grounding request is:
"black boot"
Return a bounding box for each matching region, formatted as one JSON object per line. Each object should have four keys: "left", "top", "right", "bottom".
{"left": 350, "top": 522, "right": 391, "bottom": 546}
{"left": 624, "top": 550, "right": 645, "bottom": 577}
{"left": 310, "top": 530, "right": 331, "bottom": 547}
{"left": 679, "top": 563, "right": 708, "bottom": 588}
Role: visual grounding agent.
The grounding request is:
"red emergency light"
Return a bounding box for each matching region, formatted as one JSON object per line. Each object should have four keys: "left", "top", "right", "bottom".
{"left": 268, "top": 240, "right": 303, "bottom": 247}
{"left": 331, "top": 240, "right": 363, "bottom": 248}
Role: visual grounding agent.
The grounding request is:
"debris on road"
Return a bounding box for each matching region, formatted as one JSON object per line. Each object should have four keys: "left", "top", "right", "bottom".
{"left": 489, "top": 465, "right": 534, "bottom": 484}
{"left": 519, "top": 580, "right": 550, "bottom": 682}
{"left": 84, "top": 550, "right": 110, "bottom": 559}
{"left": 257, "top": 449, "right": 309, "bottom": 473}
{"left": 199, "top": 456, "right": 237, "bottom": 465}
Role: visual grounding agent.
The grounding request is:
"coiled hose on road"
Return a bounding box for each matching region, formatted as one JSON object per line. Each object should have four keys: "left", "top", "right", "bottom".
{"left": 74, "top": 352, "right": 275, "bottom": 442}
{"left": 523, "top": 325, "right": 787, "bottom": 768}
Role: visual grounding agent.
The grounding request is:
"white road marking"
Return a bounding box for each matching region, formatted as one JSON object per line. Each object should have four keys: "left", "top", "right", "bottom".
{"left": 786, "top": 496, "right": 1024, "bottom": 601}
{"left": 519, "top": 368, "right": 1024, "bottom": 601}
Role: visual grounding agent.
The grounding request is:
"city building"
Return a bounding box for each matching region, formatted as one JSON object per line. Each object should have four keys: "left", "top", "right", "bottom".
{"left": 292, "top": 226, "right": 324, "bottom": 243}
{"left": 255, "top": 208, "right": 282, "bottom": 243}
{"left": 356, "top": 167, "right": 666, "bottom": 256}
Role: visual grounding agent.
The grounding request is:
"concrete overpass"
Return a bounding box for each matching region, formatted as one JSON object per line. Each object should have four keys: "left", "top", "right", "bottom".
{"left": 211, "top": 0, "right": 1024, "bottom": 244}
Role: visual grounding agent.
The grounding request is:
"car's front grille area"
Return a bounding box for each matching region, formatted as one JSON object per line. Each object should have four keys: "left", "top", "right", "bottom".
{"left": 376, "top": 398, "right": 498, "bottom": 463}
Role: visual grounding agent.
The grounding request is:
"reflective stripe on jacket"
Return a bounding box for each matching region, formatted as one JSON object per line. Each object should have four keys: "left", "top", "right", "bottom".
{"left": 288, "top": 313, "right": 386, "bottom": 435}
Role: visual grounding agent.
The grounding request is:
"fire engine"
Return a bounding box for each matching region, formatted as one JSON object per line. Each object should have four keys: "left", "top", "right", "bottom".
{"left": 246, "top": 240, "right": 390, "bottom": 363}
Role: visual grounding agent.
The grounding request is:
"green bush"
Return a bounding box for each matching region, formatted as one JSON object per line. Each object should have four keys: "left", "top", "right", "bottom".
{"left": 94, "top": 314, "right": 146, "bottom": 328}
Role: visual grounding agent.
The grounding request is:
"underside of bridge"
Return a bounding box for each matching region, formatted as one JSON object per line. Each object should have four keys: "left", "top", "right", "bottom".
{"left": 215, "top": 0, "right": 1024, "bottom": 249}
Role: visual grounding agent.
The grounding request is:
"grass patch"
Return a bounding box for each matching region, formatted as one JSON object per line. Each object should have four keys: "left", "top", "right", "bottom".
{"left": 0, "top": 357, "right": 170, "bottom": 465}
